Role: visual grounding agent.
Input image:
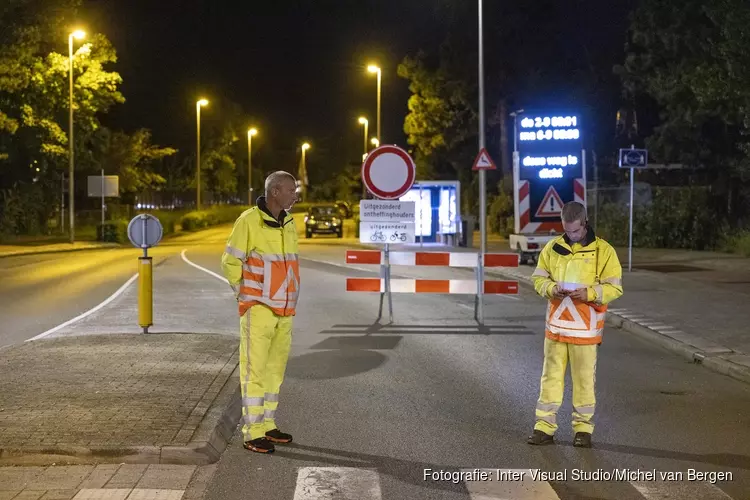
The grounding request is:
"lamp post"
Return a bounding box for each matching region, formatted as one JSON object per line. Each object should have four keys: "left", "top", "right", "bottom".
{"left": 68, "top": 29, "right": 85, "bottom": 244}
{"left": 196, "top": 98, "right": 208, "bottom": 209}
{"left": 358, "top": 117, "right": 368, "bottom": 157}
{"left": 247, "top": 127, "right": 257, "bottom": 205}
{"left": 371, "top": 137, "right": 379, "bottom": 148}
{"left": 477, "top": 0, "right": 487, "bottom": 323}
{"left": 300, "top": 142, "right": 311, "bottom": 202}
{"left": 367, "top": 65, "right": 382, "bottom": 143}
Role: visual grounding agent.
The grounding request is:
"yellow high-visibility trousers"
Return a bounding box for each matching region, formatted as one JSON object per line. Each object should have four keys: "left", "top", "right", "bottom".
{"left": 534, "top": 337, "right": 597, "bottom": 435}
{"left": 239, "top": 304, "right": 293, "bottom": 441}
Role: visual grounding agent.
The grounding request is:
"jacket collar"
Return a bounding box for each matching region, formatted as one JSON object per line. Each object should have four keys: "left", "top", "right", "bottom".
{"left": 563, "top": 226, "right": 597, "bottom": 248}
{"left": 256, "top": 196, "right": 291, "bottom": 227}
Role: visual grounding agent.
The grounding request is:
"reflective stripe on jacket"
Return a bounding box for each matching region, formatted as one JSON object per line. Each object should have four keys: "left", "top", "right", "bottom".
{"left": 531, "top": 228, "right": 623, "bottom": 344}
{"left": 221, "top": 197, "right": 300, "bottom": 317}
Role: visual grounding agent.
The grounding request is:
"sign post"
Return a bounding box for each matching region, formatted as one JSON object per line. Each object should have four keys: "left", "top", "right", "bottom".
{"left": 127, "top": 214, "right": 163, "bottom": 333}
{"left": 361, "top": 145, "right": 417, "bottom": 323}
{"left": 88, "top": 174, "right": 119, "bottom": 228}
{"left": 618, "top": 145, "right": 648, "bottom": 272}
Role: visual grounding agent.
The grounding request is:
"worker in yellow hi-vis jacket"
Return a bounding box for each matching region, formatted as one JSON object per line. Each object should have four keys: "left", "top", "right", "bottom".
{"left": 221, "top": 171, "right": 300, "bottom": 454}
{"left": 527, "top": 201, "right": 623, "bottom": 449}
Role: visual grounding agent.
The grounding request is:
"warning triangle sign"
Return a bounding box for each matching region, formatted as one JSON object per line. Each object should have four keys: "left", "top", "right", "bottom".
{"left": 536, "top": 186, "right": 565, "bottom": 218}
{"left": 472, "top": 148, "right": 497, "bottom": 171}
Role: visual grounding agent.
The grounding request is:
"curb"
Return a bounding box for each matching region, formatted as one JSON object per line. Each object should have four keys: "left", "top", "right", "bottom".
{"left": 0, "top": 243, "right": 122, "bottom": 259}
{"left": 0, "top": 359, "right": 241, "bottom": 467}
{"left": 487, "top": 267, "right": 750, "bottom": 386}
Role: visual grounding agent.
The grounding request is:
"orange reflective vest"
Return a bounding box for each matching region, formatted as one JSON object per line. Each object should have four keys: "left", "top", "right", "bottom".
{"left": 532, "top": 228, "right": 623, "bottom": 345}
{"left": 221, "top": 198, "right": 300, "bottom": 317}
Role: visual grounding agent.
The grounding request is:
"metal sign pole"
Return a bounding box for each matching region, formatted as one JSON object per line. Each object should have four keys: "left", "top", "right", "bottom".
{"left": 628, "top": 144, "right": 635, "bottom": 272}
{"left": 101, "top": 169, "right": 105, "bottom": 226}
{"left": 384, "top": 243, "right": 393, "bottom": 323}
{"left": 476, "top": 0, "right": 486, "bottom": 324}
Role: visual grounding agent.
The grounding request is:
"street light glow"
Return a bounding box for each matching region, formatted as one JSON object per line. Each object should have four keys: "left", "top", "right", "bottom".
{"left": 358, "top": 117, "right": 368, "bottom": 125}
{"left": 302, "top": 142, "right": 311, "bottom": 151}
{"left": 72, "top": 30, "right": 86, "bottom": 39}
{"left": 367, "top": 65, "right": 380, "bottom": 73}
{"left": 248, "top": 128, "right": 258, "bottom": 137}
{"left": 371, "top": 138, "right": 379, "bottom": 147}
{"left": 197, "top": 99, "right": 209, "bottom": 107}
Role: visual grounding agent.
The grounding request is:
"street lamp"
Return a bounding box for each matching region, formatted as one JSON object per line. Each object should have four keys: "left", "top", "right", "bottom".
{"left": 196, "top": 98, "right": 208, "bottom": 210}
{"left": 68, "top": 29, "right": 85, "bottom": 244}
{"left": 358, "top": 117, "right": 368, "bottom": 157}
{"left": 371, "top": 137, "right": 379, "bottom": 148}
{"left": 300, "top": 142, "right": 311, "bottom": 202}
{"left": 367, "top": 64, "right": 382, "bottom": 143}
{"left": 247, "top": 127, "right": 258, "bottom": 205}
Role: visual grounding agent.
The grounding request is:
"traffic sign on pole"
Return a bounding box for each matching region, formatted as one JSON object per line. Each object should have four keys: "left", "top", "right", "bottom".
{"left": 361, "top": 145, "right": 416, "bottom": 200}
{"left": 472, "top": 147, "right": 496, "bottom": 171}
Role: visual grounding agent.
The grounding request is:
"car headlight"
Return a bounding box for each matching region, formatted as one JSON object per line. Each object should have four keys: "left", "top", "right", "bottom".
{"left": 332, "top": 218, "right": 340, "bottom": 226}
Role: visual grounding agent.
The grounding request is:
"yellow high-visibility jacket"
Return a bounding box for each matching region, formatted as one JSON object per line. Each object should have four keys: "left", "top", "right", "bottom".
{"left": 221, "top": 197, "right": 300, "bottom": 317}
{"left": 531, "top": 229, "right": 623, "bottom": 344}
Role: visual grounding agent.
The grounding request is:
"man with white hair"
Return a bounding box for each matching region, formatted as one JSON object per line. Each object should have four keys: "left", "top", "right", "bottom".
{"left": 221, "top": 171, "right": 300, "bottom": 454}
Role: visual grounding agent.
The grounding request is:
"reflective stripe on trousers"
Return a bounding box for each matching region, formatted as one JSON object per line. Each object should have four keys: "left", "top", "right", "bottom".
{"left": 239, "top": 304, "right": 293, "bottom": 440}
{"left": 534, "top": 337, "right": 598, "bottom": 435}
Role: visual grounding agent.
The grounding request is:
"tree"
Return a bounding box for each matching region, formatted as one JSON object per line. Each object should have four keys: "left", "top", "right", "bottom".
{"left": 616, "top": 0, "right": 750, "bottom": 221}
{"left": 90, "top": 128, "right": 176, "bottom": 204}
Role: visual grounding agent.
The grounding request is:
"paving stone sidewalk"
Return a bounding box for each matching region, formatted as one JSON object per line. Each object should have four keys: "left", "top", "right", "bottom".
{"left": 0, "top": 463, "right": 216, "bottom": 500}
{"left": 0, "top": 334, "right": 240, "bottom": 467}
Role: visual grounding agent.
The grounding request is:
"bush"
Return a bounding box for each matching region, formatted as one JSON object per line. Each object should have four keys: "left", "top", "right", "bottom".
{"left": 596, "top": 186, "right": 725, "bottom": 250}
{"left": 723, "top": 230, "right": 750, "bottom": 257}
{"left": 488, "top": 182, "right": 514, "bottom": 236}
{"left": 179, "top": 206, "right": 247, "bottom": 231}
{"left": 97, "top": 219, "right": 129, "bottom": 243}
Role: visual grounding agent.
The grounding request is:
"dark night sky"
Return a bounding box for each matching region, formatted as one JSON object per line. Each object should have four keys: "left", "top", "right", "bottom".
{"left": 80, "top": 0, "right": 636, "bottom": 174}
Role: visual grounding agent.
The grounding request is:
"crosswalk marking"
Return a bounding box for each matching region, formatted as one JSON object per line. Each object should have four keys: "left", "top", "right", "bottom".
{"left": 288, "top": 467, "right": 736, "bottom": 500}
{"left": 632, "top": 480, "right": 733, "bottom": 500}
{"left": 461, "top": 469, "right": 561, "bottom": 500}
{"left": 293, "top": 467, "right": 382, "bottom": 499}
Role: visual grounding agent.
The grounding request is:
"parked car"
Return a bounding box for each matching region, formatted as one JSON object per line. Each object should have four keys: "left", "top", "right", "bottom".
{"left": 304, "top": 205, "right": 343, "bottom": 238}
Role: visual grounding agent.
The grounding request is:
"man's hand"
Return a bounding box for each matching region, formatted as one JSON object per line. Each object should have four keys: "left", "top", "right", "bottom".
{"left": 551, "top": 285, "right": 568, "bottom": 300}
{"left": 567, "top": 288, "right": 589, "bottom": 302}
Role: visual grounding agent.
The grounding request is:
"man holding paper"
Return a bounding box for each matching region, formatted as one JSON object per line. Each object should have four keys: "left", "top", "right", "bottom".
{"left": 527, "top": 201, "right": 623, "bottom": 448}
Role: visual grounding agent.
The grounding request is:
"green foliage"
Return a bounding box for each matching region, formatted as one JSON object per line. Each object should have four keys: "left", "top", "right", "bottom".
{"left": 0, "top": 183, "right": 47, "bottom": 235}
{"left": 488, "top": 179, "right": 514, "bottom": 236}
{"left": 96, "top": 219, "right": 128, "bottom": 243}
{"left": 723, "top": 231, "right": 750, "bottom": 257}
{"left": 596, "top": 187, "right": 725, "bottom": 250}
{"left": 179, "top": 205, "right": 247, "bottom": 232}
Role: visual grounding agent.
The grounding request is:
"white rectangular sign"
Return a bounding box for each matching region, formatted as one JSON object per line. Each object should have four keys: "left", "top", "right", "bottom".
{"left": 360, "top": 222, "right": 415, "bottom": 244}
{"left": 359, "top": 200, "right": 415, "bottom": 222}
{"left": 87, "top": 175, "right": 120, "bottom": 197}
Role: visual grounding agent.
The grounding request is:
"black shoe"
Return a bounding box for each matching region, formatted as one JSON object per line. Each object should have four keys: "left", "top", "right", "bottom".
{"left": 265, "top": 428, "right": 293, "bottom": 444}
{"left": 573, "top": 432, "right": 592, "bottom": 448}
{"left": 527, "top": 430, "right": 554, "bottom": 445}
{"left": 243, "top": 437, "right": 275, "bottom": 453}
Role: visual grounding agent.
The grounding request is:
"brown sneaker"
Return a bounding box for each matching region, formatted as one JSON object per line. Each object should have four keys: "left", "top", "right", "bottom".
{"left": 527, "top": 430, "right": 554, "bottom": 445}
{"left": 265, "top": 428, "right": 293, "bottom": 444}
{"left": 243, "top": 437, "right": 275, "bottom": 453}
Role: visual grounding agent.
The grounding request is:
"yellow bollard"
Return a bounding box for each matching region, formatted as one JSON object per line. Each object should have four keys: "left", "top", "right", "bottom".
{"left": 138, "top": 256, "right": 153, "bottom": 332}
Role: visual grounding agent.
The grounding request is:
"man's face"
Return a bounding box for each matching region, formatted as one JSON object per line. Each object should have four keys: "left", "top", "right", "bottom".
{"left": 272, "top": 179, "right": 298, "bottom": 211}
{"left": 563, "top": 219, "right": 587, "bottom": 243}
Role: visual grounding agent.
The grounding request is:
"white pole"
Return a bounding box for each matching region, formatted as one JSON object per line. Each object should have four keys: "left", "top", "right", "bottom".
{"left": 101, "top": 169, "right": 105, "bottom": 226}
{"left": 628, "top": 146, "right": 635, "bottom": 272}
{"left": 68, "top": 34, "right": 75, "bottom": 244}
{"left": 476, "top": 0, "right": 486, "bottom": 324}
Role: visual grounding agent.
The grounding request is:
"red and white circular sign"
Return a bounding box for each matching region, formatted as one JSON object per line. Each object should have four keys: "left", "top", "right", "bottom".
{"left": 361, "top": 145, "right": 416, "bottom": 199}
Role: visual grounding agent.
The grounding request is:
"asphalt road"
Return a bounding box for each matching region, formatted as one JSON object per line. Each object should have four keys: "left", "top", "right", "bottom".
{"left": 2, "top": 225, "right": 749, "bottom": 499}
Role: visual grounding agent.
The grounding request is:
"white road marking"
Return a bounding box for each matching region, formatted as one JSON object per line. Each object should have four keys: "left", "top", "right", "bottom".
{"left": 181, "top": 249, "right": 228, "bottom": 284}
{"left": 461, "top": 469, "right": 561, "bottom": 499}
{"left": 72, "top": 489, "right": 184, "bottom": 500}
{"left": 631, "top": 480, "right": 732, "bottom": 499}
{"left": 27, "top": 273, "right": 139, "bottom": 342}
{"left": 293, "top": 467, "right": 382, "bottom": 500}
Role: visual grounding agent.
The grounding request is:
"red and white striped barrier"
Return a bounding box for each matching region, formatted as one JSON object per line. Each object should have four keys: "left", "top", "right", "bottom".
{"left": 345, "top": 250, "right": 519, "bottom": 268}
{"left": 346, "top": 278, "right": 518, "bottom": 294}
{"left": 344, "top": 250, "right": 519, "bottom": 295}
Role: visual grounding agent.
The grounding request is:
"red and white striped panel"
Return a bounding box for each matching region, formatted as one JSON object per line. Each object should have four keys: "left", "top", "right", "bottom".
{"left": 518, "top": 180, "right": 563, "bottom": 233}
{"left": 574, "top": 178, "right": 586, "bottom": 205}
{"left": 346, "top": 278, "right": 519, "bottom": 294}
{"left": 345, "top": 250, "right": 519, "bottom": 268}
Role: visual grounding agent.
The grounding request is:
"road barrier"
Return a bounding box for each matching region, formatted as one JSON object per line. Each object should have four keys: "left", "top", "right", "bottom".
{"left": 344, "top": 249, "right": 519, "bottom": 324}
